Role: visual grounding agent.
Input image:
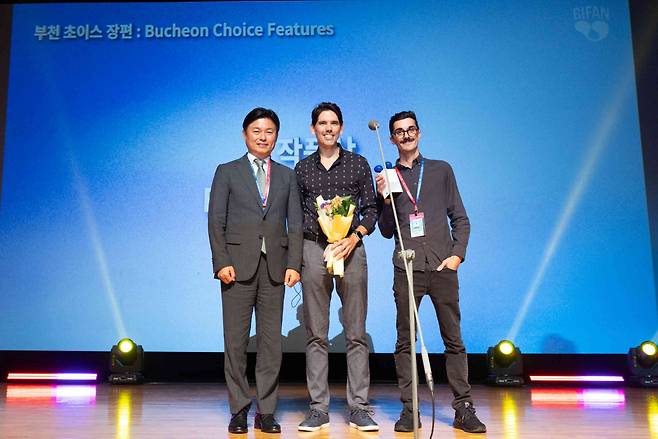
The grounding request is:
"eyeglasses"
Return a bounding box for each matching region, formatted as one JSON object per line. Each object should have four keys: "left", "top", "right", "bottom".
{"left": 392, "top": 126, "right": 418, "bottom": 138}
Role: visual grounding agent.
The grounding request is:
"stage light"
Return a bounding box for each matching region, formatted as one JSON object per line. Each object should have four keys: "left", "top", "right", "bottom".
{"left": 628, "top": 340, "right": 658, "bottom": 387}
{"left": 7, "top": 372, "right": 97, "bottom": 382}
{"left": 498, "top": 340, "right": 515, "bottom": 356}
{"left": 529, "top": 375, "right": 624, "bottom": 383}
{"left": 487, "top": 340, "right": 524, "bottom": 386}
{"left": 641, "top": 341, "right": 657, "bottom": 357}
{"left": 109, "top": 338, "right": 144, "bottom": 384}
{"left": 119, "top": 339, "right": 136, "bottom": 354}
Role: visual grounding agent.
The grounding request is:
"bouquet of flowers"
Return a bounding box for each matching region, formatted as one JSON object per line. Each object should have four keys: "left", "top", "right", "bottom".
{"left": 315, "top": 195, "right": 356, "bottom": 277}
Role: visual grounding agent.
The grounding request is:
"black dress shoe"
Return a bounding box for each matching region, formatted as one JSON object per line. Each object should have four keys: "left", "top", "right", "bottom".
{"left": 228, "top": 405, "right": 250, "bottom": 434}
{"left": 254, "top": 413, "right": 281, "bottom": 433}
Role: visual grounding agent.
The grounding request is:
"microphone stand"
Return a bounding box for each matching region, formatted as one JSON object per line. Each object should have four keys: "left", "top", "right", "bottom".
{"left": 369, "top": 121, "right": 434, "bottom": 439}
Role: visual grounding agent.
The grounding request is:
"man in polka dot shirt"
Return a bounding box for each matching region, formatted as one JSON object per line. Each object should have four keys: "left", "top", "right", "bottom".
{"left": 295, "top": 102, "right": 379, "bottom": 432}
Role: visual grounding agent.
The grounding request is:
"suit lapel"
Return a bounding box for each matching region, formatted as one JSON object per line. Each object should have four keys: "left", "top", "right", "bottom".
{"left": 238, "top": 154, "right": 265, "bottom": 210}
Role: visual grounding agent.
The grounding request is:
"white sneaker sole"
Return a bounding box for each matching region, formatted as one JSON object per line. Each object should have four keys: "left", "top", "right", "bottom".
{"left": 298, "top": 422, "right": 330, "bottom": 432}
{"left": 349, "top": 422, "right": 379, "bottom": 431}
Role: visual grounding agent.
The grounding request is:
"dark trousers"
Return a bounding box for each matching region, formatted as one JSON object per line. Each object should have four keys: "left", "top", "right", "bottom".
{"left": 221, "top": 254, "right": 284, "bottom": 415}
{"left": 393, "top": 264, "right": 472, "bottom": 411}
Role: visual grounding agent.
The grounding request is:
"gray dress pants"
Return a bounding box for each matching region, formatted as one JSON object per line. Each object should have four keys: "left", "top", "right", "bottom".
{"left": 302, "top": 239, "right": 370, "bottom": 412}
{"left": 221, "top": 254, "right": 284, "bottom": 415}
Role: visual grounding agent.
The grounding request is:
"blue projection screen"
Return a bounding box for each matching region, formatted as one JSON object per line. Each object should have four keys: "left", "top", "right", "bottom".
{"left": 0, "top": 0, "right": 655, "bottom": 353}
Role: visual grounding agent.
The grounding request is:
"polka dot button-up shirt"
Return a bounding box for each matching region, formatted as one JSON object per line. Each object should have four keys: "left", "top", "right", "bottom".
{"left": 295, "top": 146, "right": 379, "bottom": 238}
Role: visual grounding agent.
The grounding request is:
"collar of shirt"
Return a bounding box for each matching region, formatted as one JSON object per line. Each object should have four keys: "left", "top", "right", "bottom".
{"left": 395, "top": 152, "right": 424, "bottom": 170}
{"left": 312, "top": 144, "right": 344, "bottom": 171}
{"left": 246, "top": 152, "right": 270, "bottom": 175}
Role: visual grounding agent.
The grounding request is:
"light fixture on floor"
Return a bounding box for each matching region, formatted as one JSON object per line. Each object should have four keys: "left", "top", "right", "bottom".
{"left": 627, "top": 340, "right": 658, "bottom": 387}
{"left": 109, "top": 338, "right": 144, "bottom": 384}
{"left": 487, "top": 339, "right": 524, "bottom": 386}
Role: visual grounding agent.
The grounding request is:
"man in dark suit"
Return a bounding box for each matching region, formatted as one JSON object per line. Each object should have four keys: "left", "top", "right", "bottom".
{"left": 208, "top": 107, "right": 302, "bottom": 434}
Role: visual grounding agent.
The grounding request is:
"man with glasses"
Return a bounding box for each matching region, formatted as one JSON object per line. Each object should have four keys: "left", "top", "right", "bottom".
{"left": 208, "top": 107, "right": 302, "bottom": 434}
{"left": 376, "top": 111, "right": 486, "bottom": 433}
{"left": 295, "top": 102, "right": 379, "bottom": 431}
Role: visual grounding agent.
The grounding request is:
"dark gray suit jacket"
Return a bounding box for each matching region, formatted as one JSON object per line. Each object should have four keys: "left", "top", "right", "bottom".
{"left": 208, "top": 154, "right": 303, "bottom": 283}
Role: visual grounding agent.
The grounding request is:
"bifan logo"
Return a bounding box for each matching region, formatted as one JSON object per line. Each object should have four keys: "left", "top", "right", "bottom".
{"left": 573, "top": 5, "right": 610, "bottom": 42}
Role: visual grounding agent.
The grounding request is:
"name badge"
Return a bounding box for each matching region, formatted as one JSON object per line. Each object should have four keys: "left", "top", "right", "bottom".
{"left": 409, "top": 212, "right": 425, "bottom": 238}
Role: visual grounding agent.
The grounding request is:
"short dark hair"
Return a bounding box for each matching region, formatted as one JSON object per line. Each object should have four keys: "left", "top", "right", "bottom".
{"left": 311, "top": 102, "right": 343, "bottom": 126}
{"left": 242, "top": 107, "right": 280, "bottom": 132}
{"left": 389, "top": 110, "right": 419, "bottom": 135}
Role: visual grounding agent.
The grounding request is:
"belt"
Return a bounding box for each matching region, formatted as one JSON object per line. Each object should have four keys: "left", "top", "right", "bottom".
{"left": 304, "top": 231, "right": 328, "bottom": 243}
{"left": 304, "top": 231, "right": 359, "bottom": 244}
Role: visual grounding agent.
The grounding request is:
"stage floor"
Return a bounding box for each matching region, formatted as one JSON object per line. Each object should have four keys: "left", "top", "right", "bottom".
{"left": 0, "top": 382, "right": 655, "bottom": 438}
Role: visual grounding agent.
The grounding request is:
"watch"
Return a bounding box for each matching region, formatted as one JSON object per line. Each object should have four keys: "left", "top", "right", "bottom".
{"left": 355, "top": 230, "right": 364, "bottom": 240}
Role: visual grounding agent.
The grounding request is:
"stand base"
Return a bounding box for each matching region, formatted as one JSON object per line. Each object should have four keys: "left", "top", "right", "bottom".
{"left": 109, "top": 373, "right": 144, "bottom": 384}
{"left": 627, "top": 375, "right": 658, "bottom": 387}
{"left": 487, "top": 375, "right": 524, "bottom": 386}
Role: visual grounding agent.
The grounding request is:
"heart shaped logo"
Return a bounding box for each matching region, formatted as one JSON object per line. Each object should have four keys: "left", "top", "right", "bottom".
{"left": 574, "top": 19, "right": 609, "bottom": 42}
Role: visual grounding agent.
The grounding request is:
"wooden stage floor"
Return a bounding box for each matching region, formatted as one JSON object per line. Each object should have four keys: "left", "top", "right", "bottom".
{"left": 0, "top": 382, "right": 655, "bottom": 438}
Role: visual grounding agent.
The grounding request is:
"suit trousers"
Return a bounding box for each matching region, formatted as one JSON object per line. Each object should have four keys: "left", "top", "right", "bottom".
{"left": 221, "top": 253, "right": 284, "bottom": 414}
{"left": 302, "top": 239, "right": 370, "bottom": 412}
{"left": 393, "top": 264, "right": 473, "bottom": 411}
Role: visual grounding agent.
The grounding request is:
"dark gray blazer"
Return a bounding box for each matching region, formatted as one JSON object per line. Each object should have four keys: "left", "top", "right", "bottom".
{"left": 208, "top": 154, "right": 303, "bottom": 283}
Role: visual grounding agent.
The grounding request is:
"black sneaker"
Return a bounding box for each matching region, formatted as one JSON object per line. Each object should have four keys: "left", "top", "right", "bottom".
{"left": 349, "top": 407, "right": 379, "bottom": 431}
{"left": 394, "top": 409, "right": 422, "bottom": 432}
{"left": 453, "top": 402, "right": 486, "bottom": 433}
{"left": 298, "top": 408, "right": 329, "bottom": 431}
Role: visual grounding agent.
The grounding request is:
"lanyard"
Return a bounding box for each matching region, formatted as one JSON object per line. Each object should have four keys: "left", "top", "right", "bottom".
{"left": 251, "top": 158, "right": 271, "bottom": 208}
{"left": 395, "top": 158, "right": 424, "bottom": 214}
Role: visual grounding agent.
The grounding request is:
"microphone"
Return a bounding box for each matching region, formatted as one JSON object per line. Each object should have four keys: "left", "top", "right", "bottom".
{"left": 374, "top": 162, "right": 393, "bottom": 173}
{"left": 375, "top": 160, "right": 401, "bottom": 198}
{"left": 368, "top": 120, "right": 380, "bottom": 131}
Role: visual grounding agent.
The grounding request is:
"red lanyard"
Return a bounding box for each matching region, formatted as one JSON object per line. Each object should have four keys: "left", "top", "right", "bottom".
{"left": 395, "top": 160, "right": 423, "bottom": 214}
